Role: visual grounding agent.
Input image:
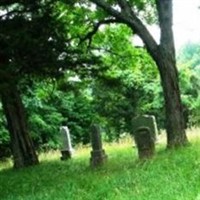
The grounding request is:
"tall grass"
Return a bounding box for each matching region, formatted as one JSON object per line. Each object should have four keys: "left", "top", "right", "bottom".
{"left": 0, "top": 129, "right": 200, "bottom": 200}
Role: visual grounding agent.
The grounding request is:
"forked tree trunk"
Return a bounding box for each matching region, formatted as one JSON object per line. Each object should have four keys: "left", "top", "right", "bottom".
{"left": 89, "top": 0, "right": 188, "bottom": 148}
{"left": 1, "top": 84, "right": 39, "bottom": 168}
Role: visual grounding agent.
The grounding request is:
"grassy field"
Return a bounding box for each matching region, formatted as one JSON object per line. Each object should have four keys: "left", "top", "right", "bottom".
{"left": 1, "top": 128, "right": 200, "bottom": 200}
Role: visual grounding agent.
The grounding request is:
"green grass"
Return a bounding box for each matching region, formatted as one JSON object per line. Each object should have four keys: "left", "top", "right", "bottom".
{"left": 1, "top": 131, "right": 200, "bottom": 200}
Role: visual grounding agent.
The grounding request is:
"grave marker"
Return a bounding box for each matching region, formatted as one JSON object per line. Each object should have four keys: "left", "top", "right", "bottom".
{"left": 90, "top": 124, "right": 107, "bottom": 167}
{"left": 134, "top": 126, "right": 155, "bottom": 159}
{"left": 132, "top": 115, "right": 158, "bottom": 141}
{"left": 60, "top": 126, "right": 73, "bottom": 160}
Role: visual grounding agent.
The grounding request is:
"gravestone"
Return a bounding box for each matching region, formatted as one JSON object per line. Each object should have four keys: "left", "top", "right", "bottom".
{"left": 60, "top": 126, "right": 73, "bottom": 160}
{"left": 134, "top": 126, "right": 155, "bottom": 159}
{"left": 90, "top": 124, "right": 107, "bottom": 167}
{"left": 132, "top": 115, "right": 158, "bottom": 141}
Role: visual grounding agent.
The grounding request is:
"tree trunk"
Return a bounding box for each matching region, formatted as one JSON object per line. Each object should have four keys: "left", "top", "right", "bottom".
{"left": 1, "top": 84, "right": 39, "bottom": 168}
{"left": 154, "top": 0, "right": 188, "bottom": 147}
{"left": 155, "top": 48, "right": 188, "bottom": 148}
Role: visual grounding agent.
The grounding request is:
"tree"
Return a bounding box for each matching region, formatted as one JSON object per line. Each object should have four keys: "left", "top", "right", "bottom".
{"left": 177, "top": 42, "right": 200, "bottom": 70}
{"left": 0, "top": 1, "right": 100, "bottom": 167}
{"left": 0, "top": 1, "right": 56, "bottom": 168}
{"left": 0, "top": 80, "right": 39, "bottom": 168}
{"left": 87, "top": 0, "right": 188, "bottom": 148}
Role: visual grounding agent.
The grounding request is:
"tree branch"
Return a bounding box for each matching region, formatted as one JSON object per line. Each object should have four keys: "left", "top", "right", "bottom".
{"left": 80, "top": 18, "right": 120, "bottom": 47}
{"left": 117, "top": 0, "right": 133, "bottom": 17}
{"left": 0, "top": 0, "right": 23, "bottom": 6}
{"left": 90, "top": 0, "right": 159, "bottom": 60}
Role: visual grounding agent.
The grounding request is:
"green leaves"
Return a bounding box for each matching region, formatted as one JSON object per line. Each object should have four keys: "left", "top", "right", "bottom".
{"left": 87, "top": 23, "right": 163, "bottom": 137}
{"left": 177, "top": 42, "right": 200, "bottom": 127}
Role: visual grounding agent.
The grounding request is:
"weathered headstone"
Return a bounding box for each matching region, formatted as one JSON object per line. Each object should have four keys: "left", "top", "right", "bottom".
{"left": 60, "top": 126, "right": 73, "bottom": 160}
{"left": 134, "top": 126, "right": 155, "bottom": 159}
{"left": 132, "top": 115, "right": 158, "bottom": 141}
{"left": 90, "top": 124, "right": 107, "bottom": 167}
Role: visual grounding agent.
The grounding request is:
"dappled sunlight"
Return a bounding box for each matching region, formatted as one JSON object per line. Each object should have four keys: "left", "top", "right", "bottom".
{"left": 2, "top": 128, "right": 200, "bottom": 173}
{"left": 39, "top": 150, "right": 61, "bottom": 162}
{"left": 155, "top": 127, "right": 200, "bottom": 146}
{"left": 186, "top": 127, "right": 200, "bottom": 142}
{"left": 1, "top": 130, "right": 200, "bottom": 200}
{"left": 1, "top": 137, "right": 200, "bottom": 200}
{"left": 0, "top": 159, "right": 12, "bottom": 171}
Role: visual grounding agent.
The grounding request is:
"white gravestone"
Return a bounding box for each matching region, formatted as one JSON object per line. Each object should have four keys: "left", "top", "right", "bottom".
{"left": 60, "top": 126, "right": 73, "bottom": 160}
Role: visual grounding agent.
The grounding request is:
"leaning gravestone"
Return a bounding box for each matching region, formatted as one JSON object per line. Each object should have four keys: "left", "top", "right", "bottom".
{"left": 134, "top": 126, "right": 155, "bottom": 159}
{"left": 90, "top": 124, "right": 107, "bottom": 167}
{"left": 60, "top": 126, "right": 73, "bottom": 160}
{"left": 132, "top": 115, "right": 158, "bottom": 141}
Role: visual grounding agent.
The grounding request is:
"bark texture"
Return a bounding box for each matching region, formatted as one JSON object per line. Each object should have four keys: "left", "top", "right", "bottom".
{"left": 155, "top": 48, "right": 188, "bottom": 147}
{"left": 1, "top": 84, "right": 39, "bottom": 168}
{"left": 154, "top": 0, "right": 188, "bottom": 147}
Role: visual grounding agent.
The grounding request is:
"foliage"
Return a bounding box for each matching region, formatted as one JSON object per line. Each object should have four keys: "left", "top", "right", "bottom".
{"left": 0, "top": 21, "right": 164, "bottom": 153}
{"left": 0, "top": 105, "right": 10, "bottom": 158}
{"left": 90, "top": 24, "right": 163, "bottom": 139}
{"left": 178, "top": 42, "right": 200, "bottom": 69}
{"left": 177, "top": 42, "right": 200, "bottom": 126}
{"left": 0, "top": 1, "right": 100, "bottom": 80}
{"left": 22, "top": 78, "right": 96, "bottom": 149}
